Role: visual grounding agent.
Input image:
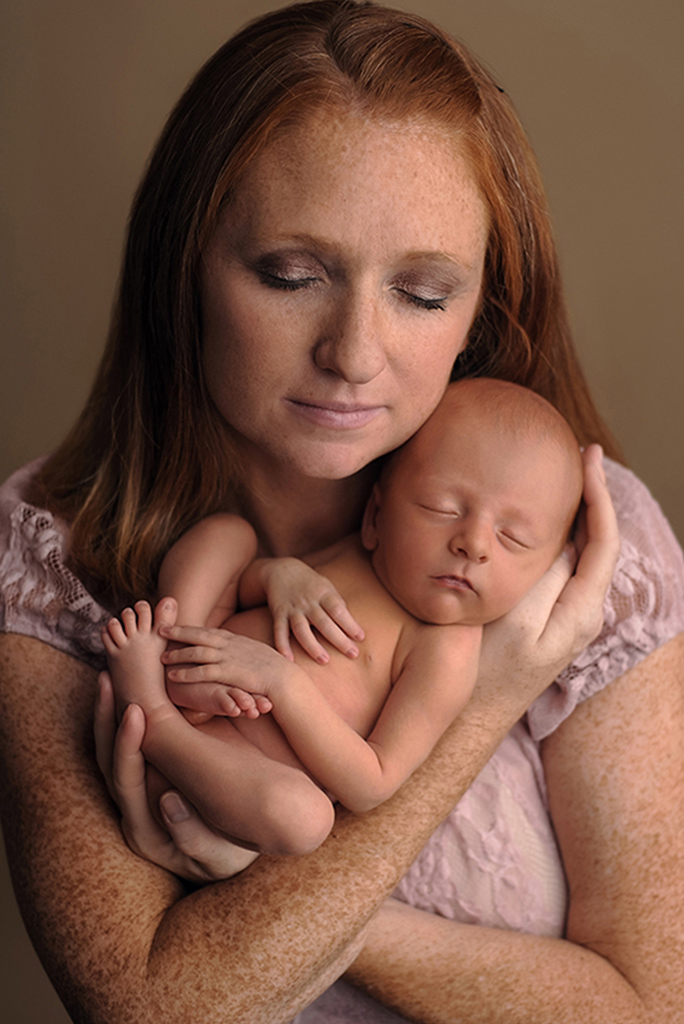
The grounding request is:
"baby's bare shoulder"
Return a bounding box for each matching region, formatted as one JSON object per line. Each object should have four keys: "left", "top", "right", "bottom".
{"left": 394, "top": 620, "right": 482, "bottom": 679}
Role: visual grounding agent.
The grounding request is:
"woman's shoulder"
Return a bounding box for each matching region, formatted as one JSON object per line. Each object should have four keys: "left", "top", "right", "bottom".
{"left": 527, "top": 456, "right": 684, "bottom": 740}
{"left": 0, "top": 459, "right": 109, "bottom": 668}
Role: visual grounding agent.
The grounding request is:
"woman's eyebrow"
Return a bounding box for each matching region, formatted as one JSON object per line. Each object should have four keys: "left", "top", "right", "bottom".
{"left": 260, "top": 236, "right": 479, "bottom": 275}
{"left": 401, "top": 250, "right": 480, "bottom": 276}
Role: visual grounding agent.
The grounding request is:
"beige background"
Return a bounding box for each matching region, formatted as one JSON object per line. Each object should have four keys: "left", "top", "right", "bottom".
{"left": 1, "top": 1, "right": 682, "bottom": 1020}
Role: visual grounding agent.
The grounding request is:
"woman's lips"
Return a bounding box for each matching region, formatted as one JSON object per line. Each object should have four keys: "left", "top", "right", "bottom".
{"left": 285, "top": 398, "right": 385, "bottom": 430}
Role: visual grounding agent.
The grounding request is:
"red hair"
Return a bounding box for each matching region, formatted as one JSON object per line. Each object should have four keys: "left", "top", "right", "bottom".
{"left": 36, "top": 0, "right": 621, "bottom": 602}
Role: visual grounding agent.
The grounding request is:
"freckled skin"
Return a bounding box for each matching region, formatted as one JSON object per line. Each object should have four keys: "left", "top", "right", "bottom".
{"left": 0, "top": 633, "right": 527, "bottom": 1021}
{"left": 347, "top": 634, "right": 684, "bottom": 1023}
{"left": 0, "top": 99, "right": 678, "bottom": 1024}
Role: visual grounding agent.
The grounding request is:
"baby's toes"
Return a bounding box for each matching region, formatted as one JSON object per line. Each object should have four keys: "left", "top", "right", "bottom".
{"left": 133, "top": 600, "right": 153, "bottom": 634}
{"left": 232, "top": 689, "right": 256, "bottom": 713}
{"left": 153, "top": 597, "right": 178, "bottom": 636}
{"left": 103, "top": 618, "right": 127, "bottom": 651}
{"left": 120, "top": 606, "right": 140, "bottom": 637}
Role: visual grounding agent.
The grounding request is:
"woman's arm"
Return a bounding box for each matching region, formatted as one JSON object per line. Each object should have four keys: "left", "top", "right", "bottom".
{"left": 346, "top": 633, "right": 684, "bottom": 1024}
{"left": 99, "top": 446, "right": 617, "bottom": 885}
{"left": 16, "top": 447, "right": 612, "bottom": 1022}
{"left": 0, "top": 623, "right": 575, "bottom": 1024}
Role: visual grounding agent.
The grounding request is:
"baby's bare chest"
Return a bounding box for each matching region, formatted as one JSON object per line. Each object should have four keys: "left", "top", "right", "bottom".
{"left": 229, "top": 563, "right": 410, "bottom": 737}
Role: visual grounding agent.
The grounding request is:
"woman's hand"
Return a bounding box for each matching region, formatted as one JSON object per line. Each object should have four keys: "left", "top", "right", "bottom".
{"left": 94, "top": 671, "right": 248, "bottom": 881}
{"left": 478, "top": 444, "right": 620, "bottom": 704}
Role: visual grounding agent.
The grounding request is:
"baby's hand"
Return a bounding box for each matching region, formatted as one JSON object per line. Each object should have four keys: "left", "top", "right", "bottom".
{"left": 261, "top": 558, "right": 364, "bottom": 664}
{"left": 161, "top": 625, "right": 276, "bottom": 719}
{"left": 160, "top": 624, "right": 291, "bottom": 717}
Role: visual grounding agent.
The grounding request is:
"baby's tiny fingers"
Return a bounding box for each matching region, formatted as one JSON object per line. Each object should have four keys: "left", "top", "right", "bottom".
{"left": 290, "top": 613, "right": 330, "bottom": 665}
{"left": 166, "top": 664, "right": 216, "bottom": 683}
{"left": 162, "top": 645, "right": 222, "bottom": 665}
{"left": 320, "top": 594, "right": 365, "bottom": 641}
{"left": 273, "top": 617, "right": 295, "bottom": 662}
{"left": 308, "top": 610, "right": 359, "bottom": 658}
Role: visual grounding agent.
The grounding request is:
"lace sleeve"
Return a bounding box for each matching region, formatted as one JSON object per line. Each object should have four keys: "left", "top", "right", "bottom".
{"left": 0, "top": 461, "right": 109, "bottom": 668}
{"left": 527, "top": 458, "right": 684, "bottom": 741}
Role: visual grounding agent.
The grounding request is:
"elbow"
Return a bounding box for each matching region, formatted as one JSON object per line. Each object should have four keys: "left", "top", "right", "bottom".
{"left": 342, "top": 782, "right": 396, "bottom": 815}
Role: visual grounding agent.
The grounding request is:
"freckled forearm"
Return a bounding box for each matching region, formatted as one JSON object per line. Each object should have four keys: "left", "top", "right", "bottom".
{"left": 347, "top": 903, "right": 650, "bottom": 1024}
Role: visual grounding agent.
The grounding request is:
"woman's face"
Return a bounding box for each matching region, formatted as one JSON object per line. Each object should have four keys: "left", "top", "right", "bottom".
{"left": 200, "top": 107, "right": 488, "bottom": 485}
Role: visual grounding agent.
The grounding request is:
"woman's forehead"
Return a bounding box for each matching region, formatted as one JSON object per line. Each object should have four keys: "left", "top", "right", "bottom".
{"left": 219, "top": 107, "right": 489, "bottom": 263}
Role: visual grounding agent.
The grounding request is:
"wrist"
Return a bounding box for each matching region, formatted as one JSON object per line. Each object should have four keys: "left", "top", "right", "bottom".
{"left": 267, "top": 658, "right": 305, "bottom": 707}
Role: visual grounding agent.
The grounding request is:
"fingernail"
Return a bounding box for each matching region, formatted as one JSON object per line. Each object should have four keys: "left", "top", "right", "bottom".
{"left": 347, "top": 647, "right": 359, "bottom": 659}
{"left": 317, "top": 653, "right": 330, "bottom": 664}
{"left": 161, "top": 792, "right": 190, "bottom": 823}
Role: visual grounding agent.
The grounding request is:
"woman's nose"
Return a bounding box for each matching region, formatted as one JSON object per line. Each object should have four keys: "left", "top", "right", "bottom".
{"left": 313, "top": 293, "right": 388, "bottom": 384}
{"left": 449, "top": 520, "right": 490, "bottom": 563}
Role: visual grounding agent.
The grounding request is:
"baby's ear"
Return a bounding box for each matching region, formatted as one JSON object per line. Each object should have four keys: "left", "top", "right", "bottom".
{"left": 361, "top": 484, "right": 382, "bottom": 551}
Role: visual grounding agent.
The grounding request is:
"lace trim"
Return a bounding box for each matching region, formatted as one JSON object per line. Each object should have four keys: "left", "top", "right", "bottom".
{"left": 0, "top": 502, "right": 107, "bottom": 667}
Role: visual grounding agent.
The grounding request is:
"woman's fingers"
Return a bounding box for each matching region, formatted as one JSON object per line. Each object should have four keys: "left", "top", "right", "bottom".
{"left": 480, "top": 446, "right": 621, "bottom": 700}
{"left": 159, "top": 793, "right": 252, "bottom": 882}
{"left": 94, "top": 683, "right": 244, "bottom": 882}
{"left": 545, "top": 446, "right": 620, "bottom": 650}
{"left": 94, "top": 671, "right": 117, "bottom": 797}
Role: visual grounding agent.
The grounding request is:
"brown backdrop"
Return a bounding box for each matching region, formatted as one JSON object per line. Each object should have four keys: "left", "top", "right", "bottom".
{"left": 1, "top": 1, "right": 682, "bottom": 1019}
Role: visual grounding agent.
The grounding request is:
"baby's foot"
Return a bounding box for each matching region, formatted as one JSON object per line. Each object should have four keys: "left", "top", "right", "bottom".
{"left": 102, "top": 599, "right": 177, "bottom": 716}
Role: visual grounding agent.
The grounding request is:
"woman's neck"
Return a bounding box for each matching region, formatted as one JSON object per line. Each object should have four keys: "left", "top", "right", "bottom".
{"left": 237, "top": 462, "right": 378, "bottom": 558}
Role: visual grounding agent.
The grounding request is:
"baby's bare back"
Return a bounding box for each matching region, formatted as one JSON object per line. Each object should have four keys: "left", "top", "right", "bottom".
{"left": 196, "top": 536, "right": 419, "bottom": 770}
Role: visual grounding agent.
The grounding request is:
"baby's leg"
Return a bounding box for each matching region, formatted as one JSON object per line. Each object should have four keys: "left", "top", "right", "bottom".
{"left": 145, "top": 763, "right": 261, "bottom": 878}
{"left": 156, "top": 716, "right": 336, "bottom": 859}
{"left": 102, "top": 599, "right": 177, "bottom": 717}
{"left": 104, "top": 606, "right": 335, "bottom": 859}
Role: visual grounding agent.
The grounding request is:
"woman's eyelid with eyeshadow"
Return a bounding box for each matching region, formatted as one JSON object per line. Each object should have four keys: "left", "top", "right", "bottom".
{"left": 254, "top": 249, "right": 328, "bottom": 285}
{"left": 390, "top": 263, "right": 464, "bottom": 303}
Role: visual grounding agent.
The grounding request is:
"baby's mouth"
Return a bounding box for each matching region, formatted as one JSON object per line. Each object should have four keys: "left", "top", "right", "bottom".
{"left": 432, "top": 574, "right": 475, "bottom": 593}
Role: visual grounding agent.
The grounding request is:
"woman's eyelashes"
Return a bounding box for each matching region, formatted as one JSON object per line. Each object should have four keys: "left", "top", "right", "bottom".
{"left": 253, "top": 251, "right": 326, "bottom": 291}
{"left": 253, "top": 254, "right": 452, "bottom": 311}
{"left": 395, "top": 289, "right": 447, "bottom": 312}
{"left": 259, "top": 271, "right": 318, "bottom": 291}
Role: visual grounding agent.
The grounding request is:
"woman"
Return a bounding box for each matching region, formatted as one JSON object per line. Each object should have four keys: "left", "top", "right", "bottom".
{"left": 0, "top": 2, "right": 681, "bottom": 1022}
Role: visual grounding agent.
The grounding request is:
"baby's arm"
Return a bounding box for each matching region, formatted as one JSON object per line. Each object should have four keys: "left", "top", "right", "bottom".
{"left": 158, "top": 513, "right": 271, "bottom": 718}
{"left": 162, "top": 621, "right": 481, "bottom": 812}
{"left": 239, "top": 556, "right": 365, "bottom": 663}
{"left": 158, "top": 512, "right": 257, "bottom": 627}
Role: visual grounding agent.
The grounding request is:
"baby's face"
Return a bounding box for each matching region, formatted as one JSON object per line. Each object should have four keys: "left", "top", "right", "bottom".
{"left": 365, "top": 419, "right": 579, "bottom": 626}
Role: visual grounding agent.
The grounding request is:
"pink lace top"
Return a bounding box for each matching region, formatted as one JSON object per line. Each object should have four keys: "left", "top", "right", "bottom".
{"left": 1, "top": 457, "right": 683, "bottom": 1024}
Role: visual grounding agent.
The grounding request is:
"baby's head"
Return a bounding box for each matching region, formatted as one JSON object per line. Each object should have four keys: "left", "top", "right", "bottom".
{"left": 362, "top": 378, "right": 583, "bottom": 625}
